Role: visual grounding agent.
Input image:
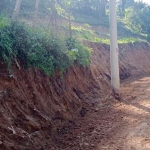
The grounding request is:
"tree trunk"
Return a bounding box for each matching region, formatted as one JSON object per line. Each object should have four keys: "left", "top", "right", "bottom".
{"left": 68, "top": 13, "right": 72, "bottom": 38}
{"left": 49, "top": 0, "right": 57, "bottom": 27}
{"left": 100, "top": 0, "right": 107, "bottom": 17}
{"left": 122, "top": 0, "right": 126, "bottom": 12}
{"left": 33, "top": 0, "right": 40, "bottom": 27}
{"left": 12, "top": 0, "right": 22, "bottom": 20}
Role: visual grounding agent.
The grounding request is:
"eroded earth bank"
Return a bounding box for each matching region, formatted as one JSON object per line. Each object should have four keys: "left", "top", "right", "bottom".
{"left": 0, "top": 42, "right": 150, "bottom": 149}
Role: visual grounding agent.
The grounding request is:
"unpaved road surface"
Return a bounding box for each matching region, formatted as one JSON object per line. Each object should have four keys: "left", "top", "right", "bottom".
{"left": 53, "top": 76, "right": 150, "bottom": 150}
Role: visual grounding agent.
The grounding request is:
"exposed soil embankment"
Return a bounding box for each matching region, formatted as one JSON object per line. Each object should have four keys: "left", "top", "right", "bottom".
{"left": 0, "top": 42, "right": 150, "bottom": 149}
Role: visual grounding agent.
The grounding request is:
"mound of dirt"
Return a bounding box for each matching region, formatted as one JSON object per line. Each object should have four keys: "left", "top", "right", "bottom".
{"left": 0, "top": 41, "right": 150, "bottom": 149}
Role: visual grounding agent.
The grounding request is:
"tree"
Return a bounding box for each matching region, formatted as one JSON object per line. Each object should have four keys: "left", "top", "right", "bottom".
{"left": 122, "top": 0, "right": 126, "bottom": 12}
{"left": 0, "top": 0, "right": 15, "bottom": 14}
{"left": 61, "top": 0, "right": 72, "bottom": 37}
{"left": 49, "top": 0, "right": 57, "bottom": 28}
{"left": 100, "top": 0, "right": 107, "bottom": 17}
{"left": 66, "top": 1, "right": 72, "bottom": 38}
{"left": 126, "top": 0, "right": 134, "bottom": 7}
{"left": 125, "top": 1, "right": 150, "bottom": 34}
{"left": 33, "top": 0, "right": 40, "bottom": 27}
{"left": 68, "top": 0, "right": 108, "bottom": 18}
{"left": 12, "top": 0, "right": 22, "bottom": 20}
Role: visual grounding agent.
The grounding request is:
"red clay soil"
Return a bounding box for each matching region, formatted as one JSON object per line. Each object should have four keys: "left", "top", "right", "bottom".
{"left": 50, "top": 75, "right": 150, "bottom": 150}
{"left": 0, "top": 42, "right": 150, "bottom": 149}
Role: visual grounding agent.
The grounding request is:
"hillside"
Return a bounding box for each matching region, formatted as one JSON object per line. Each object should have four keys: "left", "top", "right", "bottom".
{"left": 1, "top": 0, "right": 149, "bottom": 43}
{"left": 1, "top": 1, "right": 150, "bottom": 149}
{"left": 0, "top": 41, "right": 150, "bottom": 149}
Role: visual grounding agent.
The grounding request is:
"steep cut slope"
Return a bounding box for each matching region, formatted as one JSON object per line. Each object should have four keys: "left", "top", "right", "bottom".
{"left": 0, "top": 42, "right": 150, "bottom": 149}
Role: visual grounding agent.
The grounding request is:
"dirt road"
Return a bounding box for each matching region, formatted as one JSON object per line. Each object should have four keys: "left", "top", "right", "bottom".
{"left": 53, "top": 75, "right": 150, "bottom": 150}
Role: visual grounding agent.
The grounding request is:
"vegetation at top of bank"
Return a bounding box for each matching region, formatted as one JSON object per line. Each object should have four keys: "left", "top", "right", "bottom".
{"left": 1, "top": 0, "right": 150, "bottom": 74}
{"left": 0, "top": 17, "right": 91, "bottom": 75}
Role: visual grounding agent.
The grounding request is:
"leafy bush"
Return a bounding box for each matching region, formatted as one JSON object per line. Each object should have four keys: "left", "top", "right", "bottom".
{"left": 0, "top": 19, "right": 13, "bottom": 70}
{"left": 0, "top": 15, "right": 10, "bottom": 29}
{"left": 66, "top": 38, "right": 91, "bottom": 67}
{"left": 0, "top": 17, "right": 91, "bottom": 75}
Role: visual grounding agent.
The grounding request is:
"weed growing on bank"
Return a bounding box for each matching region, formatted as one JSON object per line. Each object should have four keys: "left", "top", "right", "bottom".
{"left": 0, "top": 17, "right": 91, "bottom": 75}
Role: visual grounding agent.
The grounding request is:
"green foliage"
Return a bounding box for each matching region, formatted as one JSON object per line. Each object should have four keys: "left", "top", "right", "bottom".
{"left": 72, "top": 25, "right": 96, "bottom": 40}
{"left": 0, "top": 18, "right": 13, "bottom": 70}
{"left": 75, "top": 42, "right": 91, "bottom": 67}
{"left": 122, "top": 2, "right": 150, "bottom": 37}
{"left": 71, "top": 24, "right": 110, "bottom": 43}
{"left": 0, "top": 15, "right": 10, "bottom": 29}
{"left": 0, "top": 16, "right": 91, "bottom": 75}
{"left": 118, "top": 38, "right": 147, "bottom": 44}
{"left": 66, "top": 38, "right": 91, "bottom": 67}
